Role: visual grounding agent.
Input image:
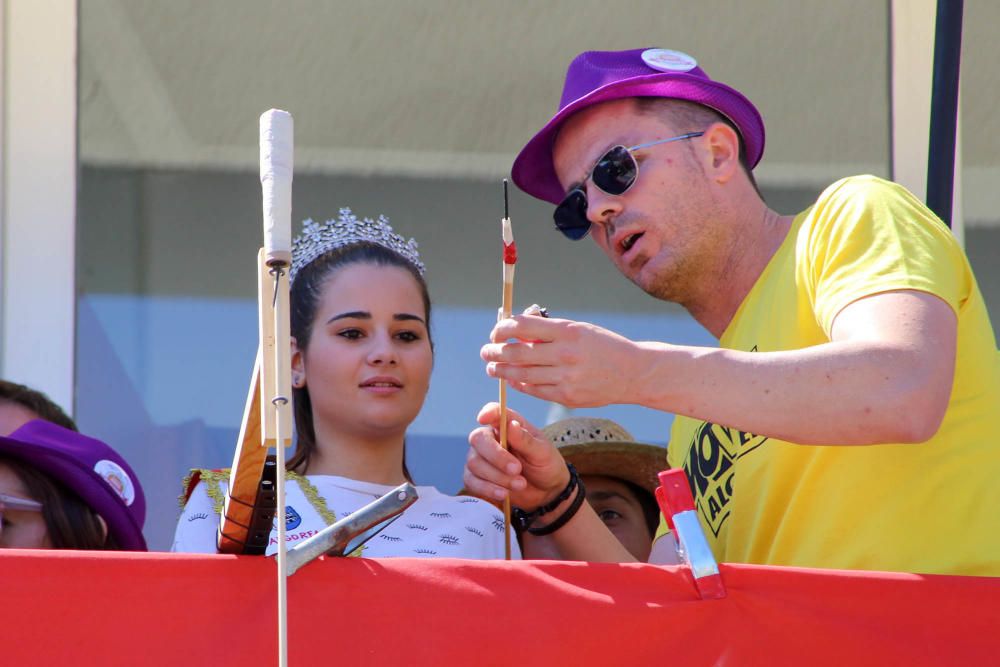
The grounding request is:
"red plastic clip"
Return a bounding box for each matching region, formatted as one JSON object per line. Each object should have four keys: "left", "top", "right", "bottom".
{"left": 655, "top": 469, "right": 726, "bottom": 599}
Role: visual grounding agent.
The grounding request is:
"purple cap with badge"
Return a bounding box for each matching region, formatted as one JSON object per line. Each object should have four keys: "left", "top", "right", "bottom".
{"left": 511, "top": 48, "right": 766, "bottom": 205}
{"left": 0, "top": 420, "right": 147, "bottom": 550}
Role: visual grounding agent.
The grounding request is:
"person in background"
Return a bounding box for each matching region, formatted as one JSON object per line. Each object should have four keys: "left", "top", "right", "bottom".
{"left": 0, "top": 379, "right": 76, "bottom": 435}
{"left": 520, "top": 417, "right": 663, "bottom": 562}
{"left": 0, "top": 380, "right": 147, "bottom": 550}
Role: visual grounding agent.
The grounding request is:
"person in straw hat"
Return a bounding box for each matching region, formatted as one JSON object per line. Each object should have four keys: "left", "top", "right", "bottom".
{"left": 465, "top": 47, "right": 1000, "bottom": 575}
{"left": 520, "top": 417, "right": 663, "bottom": 562}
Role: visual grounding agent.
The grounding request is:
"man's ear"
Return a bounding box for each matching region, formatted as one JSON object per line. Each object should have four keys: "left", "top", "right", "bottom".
{"left": 702, "top": 121, "right": 741, "bottom": 184}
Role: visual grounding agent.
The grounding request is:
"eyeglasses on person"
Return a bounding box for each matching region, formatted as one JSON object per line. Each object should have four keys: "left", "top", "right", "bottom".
{"left": 0, "top": 493, "right": 43, "bottom": 533}
{"left": 553, "top": 131, "right": 704, "bottom": 240}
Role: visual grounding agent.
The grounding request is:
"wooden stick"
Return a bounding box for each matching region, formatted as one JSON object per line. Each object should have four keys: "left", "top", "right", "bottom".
{"left": 217, "top": 356, "right": 268, "bottom": 554}
{"left": 499, "top": 183, "right": 516, "bottom": 560}
{"left": 499, "top": 281, "right": 513, "bottom": 559}
{"left": 499, "top": 280, "right": 514, "bottom": 560}
{"left": 275, "top": 395, "right": 288, "bottom": 667}
{"left": 269, "top": 264, "right": 293, "bottom": 667}
{"left": 260, "top": 109, "right": 294, "bottom": 667}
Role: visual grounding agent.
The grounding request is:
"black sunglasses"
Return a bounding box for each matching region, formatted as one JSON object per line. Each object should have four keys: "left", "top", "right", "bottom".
{"left": 553, "top": 131, "right": 705, "bottom": 240}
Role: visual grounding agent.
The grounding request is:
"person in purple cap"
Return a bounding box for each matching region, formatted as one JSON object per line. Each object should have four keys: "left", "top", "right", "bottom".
{"left": 0, "top": 380, "right": 147, "bottom": 550}
{"left": 464, "top": 48, "right": 1000, "bottom": 576}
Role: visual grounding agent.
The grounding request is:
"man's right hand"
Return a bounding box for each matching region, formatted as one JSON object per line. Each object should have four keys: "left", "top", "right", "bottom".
{"left": 463, "top": 402, "right": 569, "bottom": 510}
{"left": 481, "top": 314, "right": 647, "bottom": 409}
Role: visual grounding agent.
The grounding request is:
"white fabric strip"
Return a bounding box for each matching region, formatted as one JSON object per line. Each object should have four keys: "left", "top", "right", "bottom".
{"left": 259, "top": 109, "right": 294, "bottom": 263}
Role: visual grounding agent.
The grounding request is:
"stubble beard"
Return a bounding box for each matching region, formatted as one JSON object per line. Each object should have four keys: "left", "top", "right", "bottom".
{"left": 632, "top": 252, "right": 693, "bottom": 306}
{"left": 615, "top": 212, "right": 701, "bottom": 307}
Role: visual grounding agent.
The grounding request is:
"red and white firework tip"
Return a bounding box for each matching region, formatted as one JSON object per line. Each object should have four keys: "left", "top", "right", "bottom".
{"left": 502, "top": 217, "right": 517, "bottom": 268}
{"left": 501, "top": 218, "right": 517, "bottom": 294}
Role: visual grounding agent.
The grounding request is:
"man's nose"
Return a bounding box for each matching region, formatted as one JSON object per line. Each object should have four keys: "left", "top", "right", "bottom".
{"left": 586, "top": 183, "right": 623, "bottom": 235}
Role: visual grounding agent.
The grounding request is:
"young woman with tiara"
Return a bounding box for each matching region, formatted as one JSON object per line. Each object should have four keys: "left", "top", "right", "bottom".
{"left": 173, "top": 209, "right": 514, "bottom": 559}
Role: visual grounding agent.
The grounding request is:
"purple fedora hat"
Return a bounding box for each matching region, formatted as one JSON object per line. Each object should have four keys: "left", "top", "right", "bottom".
{"left": 512, "top": 48, "right": 766, "bottom": 205}
{"left": 0, "top": 420, "right": 147, "bottom": 550}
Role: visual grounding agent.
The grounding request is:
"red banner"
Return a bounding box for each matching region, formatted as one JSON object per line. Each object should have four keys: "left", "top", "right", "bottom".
{"left": 3, "top": 550, "right": 997, "bottom": 666}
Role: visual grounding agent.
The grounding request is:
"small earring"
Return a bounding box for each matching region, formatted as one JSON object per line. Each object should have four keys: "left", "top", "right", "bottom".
{"left": 292, "top": 375, "right": 304, "bottom": 388}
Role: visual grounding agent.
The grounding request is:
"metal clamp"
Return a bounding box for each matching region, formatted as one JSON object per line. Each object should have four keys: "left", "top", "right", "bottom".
{"left": 284, "top": 482, "right": 419, "bottom": 575}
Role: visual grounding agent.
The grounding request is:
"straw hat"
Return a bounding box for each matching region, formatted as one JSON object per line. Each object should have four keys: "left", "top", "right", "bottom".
{"left": 543, "top": 417, "right": 666, "bottom": 495}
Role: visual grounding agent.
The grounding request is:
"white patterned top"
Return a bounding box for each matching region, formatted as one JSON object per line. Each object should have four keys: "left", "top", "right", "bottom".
{"left": 172, "top": 473, "right": 518, "bottom": 560}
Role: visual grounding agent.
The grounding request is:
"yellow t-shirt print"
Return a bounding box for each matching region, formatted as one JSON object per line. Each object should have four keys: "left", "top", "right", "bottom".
{"left": 681, "top": 421, "right": 768, "bottom": 537}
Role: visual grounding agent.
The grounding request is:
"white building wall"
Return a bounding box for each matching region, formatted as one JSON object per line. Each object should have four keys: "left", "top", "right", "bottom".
{"left": 0, "top": 0, "right": 78, "bottom": 412}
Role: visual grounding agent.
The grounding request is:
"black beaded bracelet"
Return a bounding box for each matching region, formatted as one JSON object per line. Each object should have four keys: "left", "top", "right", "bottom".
{"left": 512, "top": 463, "right": 583, "bottom": 534}
{"left": 527, "top": 474, "right": 586, "bottom": 536}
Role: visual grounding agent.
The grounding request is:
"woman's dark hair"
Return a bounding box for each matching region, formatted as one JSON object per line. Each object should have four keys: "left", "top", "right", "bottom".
{"left": 286, "top": 242, "right": 432, "bottom": 475}
{"left": 0, "top": 380, "right": 77, "bottom": 431}
{"left": 3, "top": 457, "right": 119, "bottom": 549}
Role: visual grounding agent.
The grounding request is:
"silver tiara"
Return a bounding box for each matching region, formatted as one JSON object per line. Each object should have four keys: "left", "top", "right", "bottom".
{"left": 290, "top": 207, "right": 425, "bottom": 282}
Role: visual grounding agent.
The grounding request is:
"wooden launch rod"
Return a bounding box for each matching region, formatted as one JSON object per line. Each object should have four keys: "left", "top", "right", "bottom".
{"left": 259, "top": 108, "right": 295, "bottom": 667}
{"left": 499, "top": 180, "right": 516, "bottom": 560}
{"left": 218, "top": 244, "right": 294, "bottom": 557}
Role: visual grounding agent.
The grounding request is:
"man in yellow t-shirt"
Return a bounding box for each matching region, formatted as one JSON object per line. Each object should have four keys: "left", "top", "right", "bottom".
{"left": 461, "top": 47, "right": 1000, "bottom": 576}
{"left": 662, "top": 175, "right": 999, "bottom": 574}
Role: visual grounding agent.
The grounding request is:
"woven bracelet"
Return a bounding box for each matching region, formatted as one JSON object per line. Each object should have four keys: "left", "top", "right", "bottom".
{"left": 526, "top": 474, "right": 587, "bottom": 536}
{"left": 512, "top": 463, "right": 582, "bottom": 533}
